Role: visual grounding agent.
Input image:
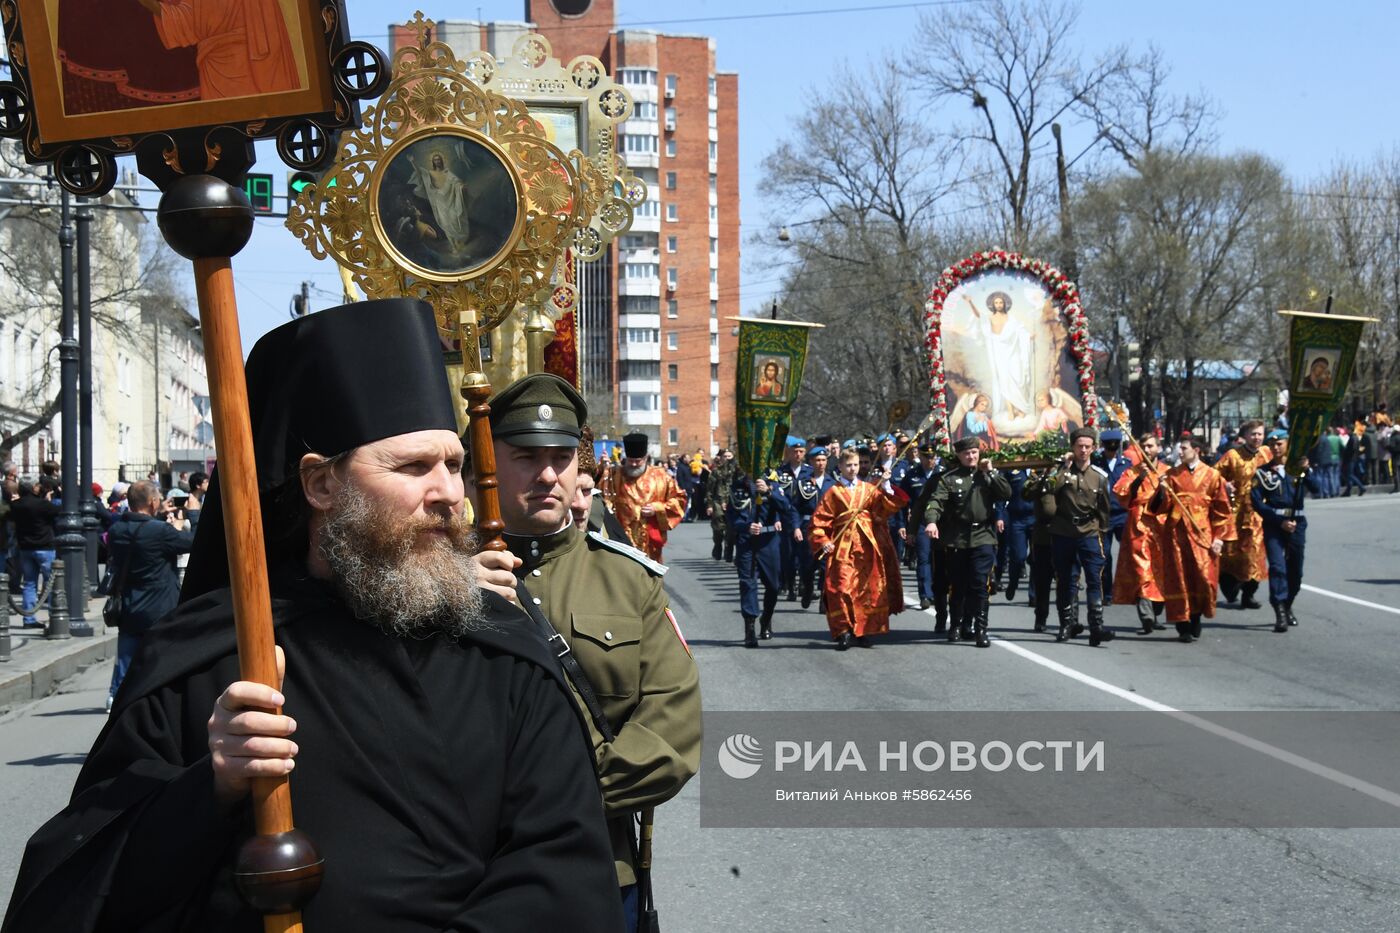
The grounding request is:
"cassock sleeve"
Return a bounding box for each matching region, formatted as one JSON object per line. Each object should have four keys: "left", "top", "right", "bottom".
{"left": 661, "top": 474, "right": 686, "bottom": 530}
{"left": 592, "top": 579, "right": 702, "bottom": 814}
{"left": 871, "top": 484, "right": 909, "bottom": 521}
{"left": 454, "top": 666, "right": 625, "bottom": 931}
{"left": 1209, "top": 474, "right": 1237, "bottom": 541}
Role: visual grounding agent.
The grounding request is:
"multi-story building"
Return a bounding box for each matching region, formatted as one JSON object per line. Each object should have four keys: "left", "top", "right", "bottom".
{"left": 390, "top": 0, "right": 740, "bottom": 455}
{"left": 0, "top": 154, "right": 211, "bottom": 488}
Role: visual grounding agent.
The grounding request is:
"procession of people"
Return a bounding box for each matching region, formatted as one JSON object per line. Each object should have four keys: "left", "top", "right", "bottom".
{"left": 605, "top": 420, "right": 1334, "bottom": 652}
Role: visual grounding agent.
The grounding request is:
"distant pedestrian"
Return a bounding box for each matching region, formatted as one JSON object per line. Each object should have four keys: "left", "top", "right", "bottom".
{"left": 8, "top": 475, "right": 58, "bottom": 629}
{"left": 103, "top": 480, "right": 194, "bottom": 710}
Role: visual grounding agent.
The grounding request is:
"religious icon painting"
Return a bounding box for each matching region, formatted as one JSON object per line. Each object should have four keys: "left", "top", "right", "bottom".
{"left": 938, "top": 268, "right": 1085, "bottom": 445}
{"left": 750, "top": 354, "right": 791, "bottom": 403}
{"left": 371, "top": 127, "right": 525, "bottom": 282}
{"left": 1295, "top": 347, "right": 1340, "bottom": 396}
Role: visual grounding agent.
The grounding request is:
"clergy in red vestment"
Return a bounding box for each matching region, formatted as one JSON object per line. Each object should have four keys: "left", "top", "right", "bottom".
{"left": 1214, "top": 420, "right": 1273, "bottom": 609}
{"left": 808, "top": 448, "right": 908, "bottom": 649}
{"left": 608, "top": 433, "right": 686, "bottom": 562}
{"left": 1148, "top": 435, "right": 1236, "bottom": 643}
{"left": 1112, "top": 432, "right": 1169, "bottom": 634}
{"left": 142, "top": 0, "right": 300, "bottom": 100}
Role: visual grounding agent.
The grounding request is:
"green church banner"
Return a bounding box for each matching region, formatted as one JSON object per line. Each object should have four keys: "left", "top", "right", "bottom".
{"left": 1279, "top": 310, "right": 1374, "bottom": 475}
{"left": 731, "top": 317, "right": 822, "bottom": 480}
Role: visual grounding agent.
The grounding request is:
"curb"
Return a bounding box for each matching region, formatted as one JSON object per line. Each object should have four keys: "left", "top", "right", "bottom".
{"left": 0, "top": 631, "right": 118, "bottom": 713}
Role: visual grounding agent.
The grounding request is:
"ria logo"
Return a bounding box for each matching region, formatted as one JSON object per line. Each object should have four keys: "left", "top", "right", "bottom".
{"left": 717, "top": 733, "right": 764, "bottom": 779}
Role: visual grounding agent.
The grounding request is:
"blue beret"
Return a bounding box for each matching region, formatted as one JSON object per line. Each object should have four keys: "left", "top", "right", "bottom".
{"left": 1267, "top": 429, "right": 1288, "bottom": 440}
{"left": 877, "top": 432, "right": 895, "bottom": 443}
{"left": 841, "top": 438, "right": 858, "bottom": 449}
{"left": 786, "top": 435, "right": 806, "bottom": 447}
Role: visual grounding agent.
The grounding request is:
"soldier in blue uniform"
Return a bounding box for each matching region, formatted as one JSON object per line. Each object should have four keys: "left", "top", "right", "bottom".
{"left": 730, "top": 472, "right": 796, "bottom": 647}
{"left": 775, "top": 436, "right": 810, "bottom": 602}
{"left": 900, "top": 442, "right": 940, "bottom": 610}
{"left": 1251, "top": 430, "right": 1319, "bottom": 633}
{"left": 791, "top": 447, "right": 836, "bottom": 608}
{"left": 998, "top": 467, "right": 1037, "bottom": 603}
{"left": 1093, "top": 429, "right": 1131, "bottom": 601}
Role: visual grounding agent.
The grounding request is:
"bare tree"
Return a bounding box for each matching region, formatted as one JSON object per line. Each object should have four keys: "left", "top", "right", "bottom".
{"left": 757, "top": 58, "right": 965, "bottom": 434}
{"left": 906, "top": 0, "right": 1128, "bottom": 250}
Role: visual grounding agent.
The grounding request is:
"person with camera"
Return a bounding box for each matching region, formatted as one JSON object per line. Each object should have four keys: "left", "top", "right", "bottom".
{"left": 103, "top": 480, "right": 195, "bottom": 711}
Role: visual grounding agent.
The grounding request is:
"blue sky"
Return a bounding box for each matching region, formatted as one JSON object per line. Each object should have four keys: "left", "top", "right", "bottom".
{"left": 156, "top": 0, "right": 1400, "bottom": 352}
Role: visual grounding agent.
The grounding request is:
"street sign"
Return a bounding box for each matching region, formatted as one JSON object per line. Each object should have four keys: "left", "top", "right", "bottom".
{"left": 243, "top": 173, "right": 274, "bottom": 214}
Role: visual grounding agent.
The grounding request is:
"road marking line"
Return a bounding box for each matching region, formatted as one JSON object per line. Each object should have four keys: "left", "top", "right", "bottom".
{"left": 904, "top": 591, "right": 1400, "bottom": 811}
{"left": 1300, "top": 584, "right": 1400, "bottom": 617}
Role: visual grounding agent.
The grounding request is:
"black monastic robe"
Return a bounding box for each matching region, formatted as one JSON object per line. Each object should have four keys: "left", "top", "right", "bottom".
{"left": 1, "top": 576, "right": 624, "bottom": 932}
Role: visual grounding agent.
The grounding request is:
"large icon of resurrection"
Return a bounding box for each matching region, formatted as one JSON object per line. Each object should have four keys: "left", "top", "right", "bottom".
{"left": 372, "top": 129, "right": 523, "bottom": 281}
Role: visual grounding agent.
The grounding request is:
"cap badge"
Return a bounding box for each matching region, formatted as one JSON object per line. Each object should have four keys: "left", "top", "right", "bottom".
{"left": 538, "top": 404, "right": 553, "bottom": 421}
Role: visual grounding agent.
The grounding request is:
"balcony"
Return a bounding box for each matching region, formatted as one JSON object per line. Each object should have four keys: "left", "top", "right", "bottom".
{"left": 624, "top": 410, "right": 663, "bottom": 427}
{"left": 619, "top": 277, "right": 660, "bottom": 297}
{"left": 619, "top": 342, "right": 661, "bottom": 362}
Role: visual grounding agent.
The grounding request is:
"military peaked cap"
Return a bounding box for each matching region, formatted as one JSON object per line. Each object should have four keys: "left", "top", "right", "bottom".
{"left": 488, "top": 373, "right": 588, "bottom": 448}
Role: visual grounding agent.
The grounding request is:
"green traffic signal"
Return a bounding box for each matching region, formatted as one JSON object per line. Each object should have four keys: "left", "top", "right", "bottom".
{"left": 288, "top": 171, "right": 318, "bottom": 195}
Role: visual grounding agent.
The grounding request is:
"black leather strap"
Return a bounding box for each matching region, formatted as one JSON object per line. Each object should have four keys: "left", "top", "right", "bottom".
{"left": 515, "top": 580, "right": 615, "bottom": 743}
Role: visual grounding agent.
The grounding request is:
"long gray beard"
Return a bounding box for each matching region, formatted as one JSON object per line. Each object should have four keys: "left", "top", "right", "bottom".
{"left": 319, "top": 492, "right": 485, "bottom": 639}
{"left": 622, "top": 462, "right": 647, "bottom": 479}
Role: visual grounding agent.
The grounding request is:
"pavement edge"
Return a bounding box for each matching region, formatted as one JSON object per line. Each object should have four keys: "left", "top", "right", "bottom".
{"left": 0, "top": 632, "right": 117, "bottom": 713}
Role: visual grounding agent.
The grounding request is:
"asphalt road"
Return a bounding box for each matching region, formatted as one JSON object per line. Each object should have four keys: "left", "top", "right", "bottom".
{"left": 3, "top": 492, "right": 1398, "bottom": 930}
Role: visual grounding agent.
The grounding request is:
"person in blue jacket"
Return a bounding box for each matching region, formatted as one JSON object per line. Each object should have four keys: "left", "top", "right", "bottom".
{"left": 791, "top": 447, "right": 836, "bottom": 608}
{"left": 1251, "top": 430, "right": 1320, "bottom": 633}
{"left": 998, "top": 466, "right": 1038, "bottom": 603}
{"left": 730, "top": 471, "right": 796, "bottom": 647}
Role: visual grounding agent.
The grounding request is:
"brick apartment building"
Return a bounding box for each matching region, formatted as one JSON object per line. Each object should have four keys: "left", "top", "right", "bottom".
{"left": 389, "top": 0, "right": 740, "bottom": 455}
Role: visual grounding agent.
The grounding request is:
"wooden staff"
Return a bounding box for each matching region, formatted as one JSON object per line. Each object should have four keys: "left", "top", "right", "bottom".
{"left": 459, "top": 310, "right": 506, "bottom": 551}
{"left": 159, "top": 177, "right": 321, "bottom": 933}
{"left": 1103, "top": 400, "right": 1208, "bottom": 546}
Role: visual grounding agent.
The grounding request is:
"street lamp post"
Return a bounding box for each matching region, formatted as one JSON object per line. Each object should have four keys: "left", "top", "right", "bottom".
{"left": 54, "top": 190, "right": 88, "bottom": 637}
{"left": 77, "top": 197, "right": 100, "bottom": 598}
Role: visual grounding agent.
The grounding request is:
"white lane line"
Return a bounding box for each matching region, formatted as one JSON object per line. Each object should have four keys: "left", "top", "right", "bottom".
{"left": 903, "top": 591, "right": 1400, "bottom": 811}
{"left": 1300, "top": 584, "right": 1400, "bottom": 617}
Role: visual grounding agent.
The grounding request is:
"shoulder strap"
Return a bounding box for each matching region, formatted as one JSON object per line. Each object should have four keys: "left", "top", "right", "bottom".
{"left": 514, "top": 579, "right": 615, "bottom": 743}
{"left": 586, "top": 530, "right": 667, "bottom": 575}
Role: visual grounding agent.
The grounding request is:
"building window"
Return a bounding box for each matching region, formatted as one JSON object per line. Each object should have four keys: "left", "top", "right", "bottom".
{"left": 667, "top": 203, "right": 678, "bottom": 222}
{"left": 711, "top": 362, "right": 719, "bottom": 379}
{"left": 624, "top": 134, "right": 658, "bottom": 153}
{"left": 625, "top": 328, "right": 659, "bottom": 344}
{"left": 623, "top": 296, "right": 660, "bottom": 315}
{"left": 624, "top": 393, "right": 659, "bottom": 412}
{"left": 620, "top": 68, "right": 657, "bottom": 86}
{"left": 664, "top": 106, "right": 677, "bottom": 130}
{"left": 622, "top": 360, "right": 661, "bottom": 380}
{"left": 709, "top": 269, "right": 717, "bottom": 284}
{"left": 708, "top": 110, "right": 717, "bottom": 128}
{"left": 666, "top": 236, "right": 678, "bottom": 253}
{"left": 669, "top": 363, "right": 679, "bottom": 381}
{"left": 709, "top": 237, "right": 718, "bottom": 254}
{"left": 666, "top": 139, "right": 677, "bottom": 158}
{"left": 710, "top": 333, "right": 718, "bottom": 348}
{"left": 667, "top": 332, "right": 678, "bottom": 351}
{"left": 709, "top": 204, "right": 718, "bottom": 220}
{"left": 625, "top": 262, "right": 660, "bottom": 279}
{"left": 668, "top": 427, "right": 679, "bottom": 446}
{"left": 665, "top": 172, "right": 677, "bottom": 191}
{"left": 635, "top": 199, "right": 659, "bottom": 218}
{"left": 708, "top": 141, "right": 718, "bottom": 160}
{"left": 668, "top": 395, "right": 679, "bottom": 414}
{"left": 708, "top": 75, "right": 717, "bottom": 95}
{"left": 710, "top": 300, "right": 718, "bottom": 318}
{"left": 665, "top": 74, "right": 678, "bottom": 95}
{"left": 632, "top": 101, "right": 658, "bottom": 120}
{"left": 666, "top": 268, "right": 677, "bottom": 287}
{"left": 667, "top": 299, "right": 679, "bottom": 318}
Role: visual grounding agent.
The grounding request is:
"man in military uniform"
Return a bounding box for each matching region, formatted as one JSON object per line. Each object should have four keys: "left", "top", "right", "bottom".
{"left": 999, "top": 466, "right": 1037, "bottom": 603}
{"left": 1030, "top": 427, "right": 1116, "bottom": 646}
{"left": 1251, "top": 430, "right": 1319, "bottom": 632}
{"left": 901, "top": 442, "right": 940, "bottom": 610}
{"left": 705, "top": 448, "right": 738, "bottom": 561}
{"left": 1216, "top": 420, "right": 1272, "bottom": 609}
{"left": 922, "top": 437, "right": 1011, "bottom": 647}
{"left": 775, "top": 436, "right": 811, "bottom": 601}
{"left": 791, "top": 446, "right": 834, "bottom": 608}
{"left": 729, "top": 471, "right": 794, "bottom": 645}
{"left": 471, "top": 374, "right": 702, "bottom": 928}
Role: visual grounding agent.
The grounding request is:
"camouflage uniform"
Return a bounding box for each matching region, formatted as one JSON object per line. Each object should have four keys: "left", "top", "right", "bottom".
{"left": 706, "top": 458, "right": 737, "bottom": 561}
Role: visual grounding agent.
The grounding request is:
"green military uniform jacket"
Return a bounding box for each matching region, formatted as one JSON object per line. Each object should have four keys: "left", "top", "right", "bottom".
{"left": 1031, "top": 462, "right": 1110, "bottom": 538}
{"left": 503, "top": 523, "right": 702, "bottom": 887}
{"left": 1021, "top": 469, "right": 1057, "bottom": 547}
{"left": 922, "top": 466, "right": 1011, "bottom": 548}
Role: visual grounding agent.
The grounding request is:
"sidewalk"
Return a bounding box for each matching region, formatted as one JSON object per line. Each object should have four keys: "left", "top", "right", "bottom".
{"left": 0, "top": 599, "right": 117, "bottom": 712}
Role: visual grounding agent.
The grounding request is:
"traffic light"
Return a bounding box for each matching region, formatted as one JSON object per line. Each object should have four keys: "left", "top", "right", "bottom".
{"left": 287, "top": 171, "right": 319, "bottom": 196}
{"left": 243, "top": 173, "right": 274, "bottom": 214}
{"left": 1125, "top": 341, "right": 1142, "bottom": 385}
